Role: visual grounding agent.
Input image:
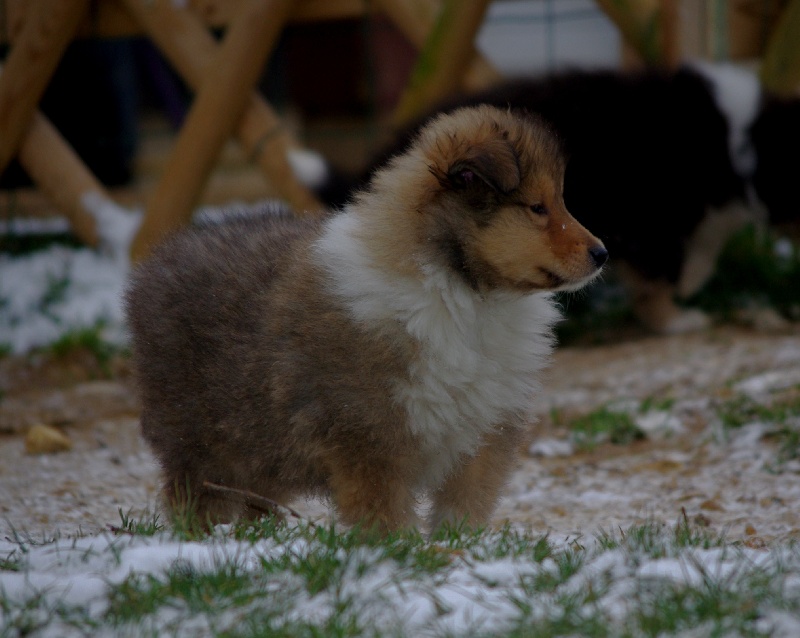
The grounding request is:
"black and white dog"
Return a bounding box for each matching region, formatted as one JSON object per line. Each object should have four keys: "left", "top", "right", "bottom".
{"left": 297, "top": 62, "right": 800, "bottom": 334}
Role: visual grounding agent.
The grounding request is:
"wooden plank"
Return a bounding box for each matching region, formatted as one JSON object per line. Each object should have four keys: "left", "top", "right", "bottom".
{"left": 660, "top": 0, "right": 680, "bottom": 68}
{"left": 594, "top": 0, "right": 663, "bottom": 65}
{"left": 1, "top": 0, "right": 499, "bottom": 89}
{"left": 375, "top": 0, "right": 501, "bottom": 92}
{"left": 128, "top": 0, "right": 299, "bottom": 261}
{"left": 391, "top": 0, "right": 493, "bottom": 127}
{"left": 0, "top": 0, "right": 370, "bottom": 42}
{"left": 16, "top": 112, "right": 103, "bottom": 246}
{"left": 2, "top": 0, "right": 135, "bottom": 41}
{"left": 151, "top": 0, "right": 367, "bottom": 28}
{"left": 0, "top": 0, "right": 91, "bottom": 175}
{"left": 373, "top": 0, "right": 439, "bottom": 49}
{"left": 760, "top": 0, "right": 800, "bottom": 95}
{"left": 121, "top": 0, "right": 322, "bottom": 248}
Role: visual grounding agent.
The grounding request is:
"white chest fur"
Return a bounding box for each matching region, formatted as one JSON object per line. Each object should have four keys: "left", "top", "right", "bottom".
{"left": 314, "top": 213, "right": 561, "bottom": 487}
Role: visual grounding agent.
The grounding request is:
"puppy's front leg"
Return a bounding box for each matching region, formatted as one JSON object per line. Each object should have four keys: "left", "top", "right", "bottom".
{"left": 428, "top": 426, "right": 524, "bottom": 532}
{"left": 325, "top": 453, "right": 420, "bottom": 534}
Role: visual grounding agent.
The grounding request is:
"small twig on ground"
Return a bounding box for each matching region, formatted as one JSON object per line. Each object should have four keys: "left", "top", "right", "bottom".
{"left": 202, "top": 480, "right": 315, "bottom": 526}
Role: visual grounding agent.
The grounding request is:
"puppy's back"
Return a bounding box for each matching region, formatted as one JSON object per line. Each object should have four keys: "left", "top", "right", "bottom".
{"left": 125, "top": 213, "right": 325, "bottom": 502}
{"left": 126, "top": 212, "right": 319, "bottom": 389}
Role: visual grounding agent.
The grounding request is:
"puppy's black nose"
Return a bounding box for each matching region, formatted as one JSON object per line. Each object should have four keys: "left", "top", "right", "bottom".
{"left": 589, "top": 246, "right": 608, "bottom": 268}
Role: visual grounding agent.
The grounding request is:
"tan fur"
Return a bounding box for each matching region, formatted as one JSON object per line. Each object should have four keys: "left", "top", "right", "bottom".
{"left": 339, "top": 109, "right": 604, "bottom": 293}
{"left": 429, "top": 428, "right": 525, "bottom": 530}
{"left": 125, "top": 105, "right": 607, "bottom": 535}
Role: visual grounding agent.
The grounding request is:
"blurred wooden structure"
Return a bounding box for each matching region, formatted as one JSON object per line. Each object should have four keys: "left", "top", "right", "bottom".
{"left": 0, "top": 0, "right": 799, "bottom": 261}
{"left": 610, "top": 0, "right": 800, "bottom": 96}
{"left": 0, "top": 0, "right": 503, "bottom": 260}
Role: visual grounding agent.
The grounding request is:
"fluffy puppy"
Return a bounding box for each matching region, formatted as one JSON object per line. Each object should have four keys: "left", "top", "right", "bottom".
{"left": 311, "top": 64, "right": 800, "bottom": 334}
{"left": 125, "top": 105, "right": 607, "bottom": 534}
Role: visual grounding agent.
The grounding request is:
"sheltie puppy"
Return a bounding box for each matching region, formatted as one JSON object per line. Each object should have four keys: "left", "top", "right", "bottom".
{"left": 124, "top": 105, "right": 607, "bottom": 533}
{"left": 308, "top": 63, "right": 800, "bottom": 334}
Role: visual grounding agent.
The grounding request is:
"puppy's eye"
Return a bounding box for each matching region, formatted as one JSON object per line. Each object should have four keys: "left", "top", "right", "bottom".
{"left": 529, "top": 203, "right": 548, "bottom": 216}
{"left": 459, "top": 170, "right": 476, "bottom": 184}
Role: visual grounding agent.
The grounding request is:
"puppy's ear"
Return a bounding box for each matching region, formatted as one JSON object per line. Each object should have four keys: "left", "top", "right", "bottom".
{"left": 447, "top": 138, "right": 520, "bottom": 194}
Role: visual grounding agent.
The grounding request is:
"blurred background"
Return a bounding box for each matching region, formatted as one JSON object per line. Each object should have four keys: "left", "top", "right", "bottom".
{"left": 0, "top": 0, "right": 798, "bottom": 352}
{"left": 1, "top": 0, "right": 794, "bottom": 215}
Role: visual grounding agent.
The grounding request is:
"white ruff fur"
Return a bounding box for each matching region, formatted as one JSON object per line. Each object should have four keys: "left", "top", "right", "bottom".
{"left": 689, "top": 60, "right": 762, "bottom": 178}
{"left": 314, "top": 212, "right": 561, "bottom": 488}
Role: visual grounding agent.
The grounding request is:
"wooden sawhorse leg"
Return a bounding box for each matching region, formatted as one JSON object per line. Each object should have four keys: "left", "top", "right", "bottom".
{"left": 126, "top": 0, "right": 323, "bottom": 262}
{"left": 0, "top": 0, "right": 127, "bottom": 247}
{"left": 390, "top": 0, "right": 495, "bottom": 128}
{"left": 0, "top": 0, "right": 90, "bottom": 174}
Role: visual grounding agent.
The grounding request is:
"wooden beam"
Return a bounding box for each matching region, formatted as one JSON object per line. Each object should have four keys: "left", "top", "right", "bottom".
{"left": 372, "top": 0, "right": 439, "bottom": 49}
{"left": 125, "top": 0, "right": 325, "bottom": 261}
{"left": 660, "top": 0, "right": 680, "bottom": 68}
{"left": 0, "top": 0, "right": 371, "bottom": 42}
{"left": 121, "top": 0, "right": 321, "bottom": 211}
{"left": 760, "top": 0, "right": 800, "bottom": 96}
{"left": 174, "top": 0, "right": 369, "bottom": 28}
{"left": 595, "top": 0, "right": 664, "bottom": 66}
{"left": 129, "top": 0, "right": 296, "bottom": 261}
{"left": 391, "top": 0, "right": 493, "bottom": 128}
{"left": 374, "top": 0, "right": 501, "bottom": 93}
{"left": 0, "top": 0, "right": 91, "bottom": 175}
{"left": 16, "top": 113, "right": 106, "bottom": 246}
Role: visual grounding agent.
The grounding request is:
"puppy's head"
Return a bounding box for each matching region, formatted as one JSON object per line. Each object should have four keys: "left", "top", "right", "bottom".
{"left": 395, "top": 104, "right": 607, "bottom": 293}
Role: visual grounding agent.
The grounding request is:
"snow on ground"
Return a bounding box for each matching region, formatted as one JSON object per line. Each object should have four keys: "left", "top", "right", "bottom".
{"left": 0, "top": 199, "right": 291, "bottom": 354}
{"left": 2, "top": 523, "right": 799, "bottom": 636}
{"left": 1, "top": 6, "right": 794, "bottom": 631}
{"left": 2, "top": 197, "right": 800, "bottom": 635}
{"left": 0, "top": 198, "right": 140, "bottom": 354}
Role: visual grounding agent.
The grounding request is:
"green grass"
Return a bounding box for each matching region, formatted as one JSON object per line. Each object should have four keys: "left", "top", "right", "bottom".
{"left": 47, "top": 323, "right": 116, "bottom": 362}
{"left": 563, "top": 386, "right": 800, "bottom": 461}
{"left": 715, "top": 391, "right": 800, "bottom": 429}
{"left": 3, "top": 513, "right": 798, "bottom": 637}
{"left": 556, "top": 385, "right": 800, "bottom": 475}
{"left": 35, "top": 321, "right": 124, "bottom": 377}
{"left": 690, "top": 224, "right": 800, "bottom": 321}
{"left": 37, "top": 273, "right": 71, "bottom": 322}
{"left": 112, "top": 508, "right": 166, "bottom": 537}
{"left": 567, "top": 405, "right": 646, "bottom": 452}
{"left": 774, "top": 425, "right": 800, "bottom": 466}
{"left": 713, "top": 389, "right": 800, "bottom": 473}
{"left": 0, "top": 228, "right": 83, "bottom": 256}
{"left": 638, "top": 397, "right": 676, "bottom": 413}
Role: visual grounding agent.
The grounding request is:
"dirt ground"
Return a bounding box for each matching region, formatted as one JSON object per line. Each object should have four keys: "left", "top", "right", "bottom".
{"left": 2, "top": 323, "right": 799, "bottom": 545}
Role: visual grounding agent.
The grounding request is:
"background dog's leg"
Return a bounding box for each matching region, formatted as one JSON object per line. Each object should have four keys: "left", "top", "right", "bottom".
{"left": 677, "top": 203, "right": 755, "bottom": 300}
{"left": 326, "top": 455, "right": 420, "bottom": 534}
{"left": 428, "top": 427, "right": 523, "bottom": 533}
{"left": 616, "top": 264, "right": 711, "bottom": 334}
